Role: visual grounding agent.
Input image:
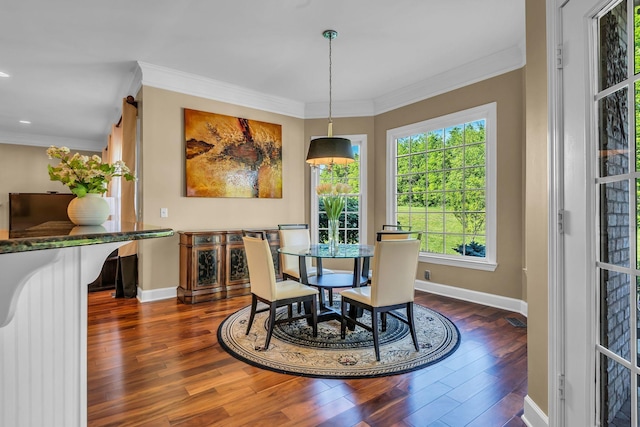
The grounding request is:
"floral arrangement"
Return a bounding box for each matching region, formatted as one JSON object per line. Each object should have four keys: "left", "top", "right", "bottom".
{"left": 316, "top": 182, "right": 352, "bottom": 221}
{"left": 47, "top": 145, "right": 135, "bottom": 197}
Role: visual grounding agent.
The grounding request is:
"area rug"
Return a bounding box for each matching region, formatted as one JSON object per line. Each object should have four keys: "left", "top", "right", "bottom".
{"left": 217, "top": 299, "right": 460, "bottom": 378}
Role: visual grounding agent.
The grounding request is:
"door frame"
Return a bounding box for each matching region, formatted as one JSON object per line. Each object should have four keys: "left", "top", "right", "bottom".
{"left": 547, "top": 1, "right": 565, "bottom": 426}
{"left": 548, "top": 0, "right": 621, "bottom": 425}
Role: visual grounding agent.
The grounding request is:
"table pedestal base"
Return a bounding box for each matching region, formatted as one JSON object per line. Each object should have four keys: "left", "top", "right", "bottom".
{"left": 304, "top": 273, "right": 368, "bottom": 328}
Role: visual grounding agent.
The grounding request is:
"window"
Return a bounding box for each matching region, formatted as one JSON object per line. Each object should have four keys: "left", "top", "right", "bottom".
{"left": 311, "top": 135, "right": 367, "bottom": 244}
{"left": 386, "top": 103, "right": 496, "bottom": 271}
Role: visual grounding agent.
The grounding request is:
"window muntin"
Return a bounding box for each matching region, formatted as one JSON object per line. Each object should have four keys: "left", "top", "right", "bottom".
{"left": 386, "top": 103, "right": 496, "bottom": 270}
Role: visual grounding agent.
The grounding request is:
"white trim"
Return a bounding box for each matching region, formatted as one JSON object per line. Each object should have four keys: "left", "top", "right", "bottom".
{"left": 0, "top": 132, "right": 102, "bottom": 152}
{"left": 305, "top": 99, "right": 375, "bottom": 119}
{"left": 547, "top": 0, "right": 564, "bottom": 426}
{"left": 418, "top": 254, "right": 498, "bottom": 271}
{"left": 137, "top": 61, "right": 306, "bottom": 119}
{"left": 414, "top": 279, "right": 527, "bottom": 316}
{"left": 136, "top": 45, "right": 524, "bottom": 121}
{"left": 386, "top": 102, "right": 497, "bottom": 271}
{"left": 522, "top": 395, "right": 550, "bottom": 427}
{"left": 374, "top": 45, "right": 525, "bottom": 115}
{"left": 136, "top": 286, "right": 177, "bottom": 303}
{"left": 127, "top": 63, "right": 143, "bottom": 100}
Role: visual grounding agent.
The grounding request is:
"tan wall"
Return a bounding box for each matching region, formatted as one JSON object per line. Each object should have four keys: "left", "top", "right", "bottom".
{"left": 136, "top": 86, "right": 307, "bottom": 291}
{"left": 374, "top": 70, "right": 525, "bottom": 300}
{"left": 525, "top": 0, "right": 549, "bottom": 415}
{"left": 0, "top": 143, "right": 98, "bottom": 230}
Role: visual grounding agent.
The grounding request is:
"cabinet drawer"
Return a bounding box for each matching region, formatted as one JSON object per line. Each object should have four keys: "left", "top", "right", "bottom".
{"left": 227, "top": 232, "right": 243, "bottom": 244}
{"left": 194, "top": 234, "right": 222, "bottom": 245}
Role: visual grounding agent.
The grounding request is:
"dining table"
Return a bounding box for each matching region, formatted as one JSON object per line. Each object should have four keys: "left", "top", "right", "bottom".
{"left": 277, "top": 243, "right": 375, "bottom": 323}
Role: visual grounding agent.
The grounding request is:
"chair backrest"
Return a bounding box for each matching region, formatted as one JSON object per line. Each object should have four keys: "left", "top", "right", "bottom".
{"left": 278, "top": 226, "right": 313, "bottom": 274}
{"left": 278, "top": 224, "right": 309, "bottom": 230}
{"left": 242, "top": 230, "right": 267, "bottom": 239}
{"left": 376, "top": 230, "right": 414, "bottom": 240}
{"left": 242, "top": 235, "right": 277, "bottom": 301}
{"left": 382, "top": 224, "right": 412, "bottom": 231}
{"left": 370, "top": 237, "right": 421, "bottom": 307}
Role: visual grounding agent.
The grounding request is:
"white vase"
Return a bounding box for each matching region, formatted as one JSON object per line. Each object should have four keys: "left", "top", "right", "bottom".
{"left": 67, "top": 194, "right": 110, "bottom": 226}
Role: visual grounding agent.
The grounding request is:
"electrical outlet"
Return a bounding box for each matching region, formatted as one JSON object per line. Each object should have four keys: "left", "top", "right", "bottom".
{"left": 424, "top": 270, "right": 431, "bottom": 280}
{"left": 160, "top": 207, "right": 168, "bottom": 218}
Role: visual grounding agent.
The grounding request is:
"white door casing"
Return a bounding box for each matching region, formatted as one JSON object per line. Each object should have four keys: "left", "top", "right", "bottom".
{"left": 552, "top": 0, "right": 638, "bottom": 425}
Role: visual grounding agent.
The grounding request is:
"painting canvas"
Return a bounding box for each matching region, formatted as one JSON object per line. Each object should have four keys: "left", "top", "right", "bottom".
{"left": 184, "top": 108, "right": 282, "bottom": 198}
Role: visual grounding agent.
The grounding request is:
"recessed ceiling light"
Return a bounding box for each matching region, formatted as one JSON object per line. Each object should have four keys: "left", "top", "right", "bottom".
{"left": 0, "top": 71, "right": 9, "bottom": 78}
{"left": 19, "top": 120, "right": 31, "bottom": 124}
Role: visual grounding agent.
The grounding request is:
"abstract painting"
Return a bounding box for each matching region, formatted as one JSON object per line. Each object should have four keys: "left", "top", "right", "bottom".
{"left": 184, "top": 108, "right": 282, "bottom": 198}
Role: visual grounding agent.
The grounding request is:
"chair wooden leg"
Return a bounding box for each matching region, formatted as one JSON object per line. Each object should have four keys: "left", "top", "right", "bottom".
{"left": 311, "top": 296, "right": 318, "bottom": 337}
{"left": 372, "top": 307, "right": 381, "bottom": 361}
{"left": 263, "top": 302, "right": 277, "bottom": 350}
{"left": 407, "top": 302, "right": 419, "bottom": 352}
{"left": 381, "top": 312, "right": 387, "bottom": 331}
{"left": 340, "top": 298, "right": 348, "bottom": 339}
{"left": 246, "top": 294, "right": 258, "bottom": 335}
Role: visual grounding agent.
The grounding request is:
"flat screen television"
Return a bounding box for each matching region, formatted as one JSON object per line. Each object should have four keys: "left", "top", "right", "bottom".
{"left": 9, "top": 192, "right": 75, "bottom": 231}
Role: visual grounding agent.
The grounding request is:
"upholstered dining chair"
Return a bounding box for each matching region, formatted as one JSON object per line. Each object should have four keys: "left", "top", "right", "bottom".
{"left": 365, "top": 228, "right": 416, "bottom": 282}
{"left": 242, "top": 231, "right": 319, "bottom": 350}
{"left": 340, "top": 232, "right": 422, "bottom": 361}
{"left": 278, "top": 224, "right": 335, "bottom": 305}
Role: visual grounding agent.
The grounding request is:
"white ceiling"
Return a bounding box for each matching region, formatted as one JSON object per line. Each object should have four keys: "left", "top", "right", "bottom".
{"left": 0, "top": 0, "right": 526, "bottom": 152}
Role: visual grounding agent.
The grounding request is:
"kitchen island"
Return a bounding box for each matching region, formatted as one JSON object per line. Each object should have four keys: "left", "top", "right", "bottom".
{"left": 0, "top": 221, "right": 173, "bottom": 427}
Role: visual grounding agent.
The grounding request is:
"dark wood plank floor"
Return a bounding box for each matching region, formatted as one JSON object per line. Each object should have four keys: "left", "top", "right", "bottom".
{"left": 87, "top": 290, "right": 528, "bottom": 426}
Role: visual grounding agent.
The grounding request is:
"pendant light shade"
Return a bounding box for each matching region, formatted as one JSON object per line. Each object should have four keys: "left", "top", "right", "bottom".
{"left": 306, "top": 137, "right": 354, "bottom": 166}
{"left": 306, "top": 29, "right": 354, "bottom": 166}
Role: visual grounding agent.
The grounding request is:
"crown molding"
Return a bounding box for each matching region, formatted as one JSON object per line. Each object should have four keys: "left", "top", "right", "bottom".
{"left": 127, "top": 63, "right": 143, "bottom": 99}
{"left": 0, "top": 131, "right": 102, "bottom": 152}
{"left": 137, "top": 62, "right": 306, "bottom": 118}
{"left": 136, "top": 44, "right": 525, "bottom": 120}
{"left": 373, "top": 45, "right": 526, "bottom": 115}
{"left": 305, "top": 99, "right": 375, "bottom": 119}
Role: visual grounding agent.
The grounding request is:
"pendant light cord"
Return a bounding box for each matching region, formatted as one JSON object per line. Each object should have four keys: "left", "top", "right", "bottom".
{"left": 323, "top": 29, "right": 337, "bottom": 138}
{"left": 328, "top": 33, "right": 333, "bottom": 128}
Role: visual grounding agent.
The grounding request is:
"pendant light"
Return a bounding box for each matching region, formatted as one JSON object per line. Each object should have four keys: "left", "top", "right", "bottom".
{"left": 306, "top": 30, "right": 355, "bottom": 166}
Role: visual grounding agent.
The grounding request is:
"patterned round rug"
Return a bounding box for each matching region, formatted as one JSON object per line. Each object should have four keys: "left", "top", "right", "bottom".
{"left": 217, "top": 300, "right": 460, "bottom": 378}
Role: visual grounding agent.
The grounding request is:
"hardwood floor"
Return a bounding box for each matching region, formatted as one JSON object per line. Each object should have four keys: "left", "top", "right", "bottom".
{"left": 87, "top": 290, "right": 528, "bottom": 426}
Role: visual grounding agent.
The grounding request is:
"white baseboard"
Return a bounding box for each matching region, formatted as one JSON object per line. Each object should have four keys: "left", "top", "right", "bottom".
{"left": 137, "top": 286, "right": 177, "bottom": 303}
{"left": 522, "top": 395, "right": 549, "bottom": 427}
{"left": 414, "top": 279, "right": 528, "bottom": 316}
{"left": 134, "top": 280, "right": 528, "bottom": 315}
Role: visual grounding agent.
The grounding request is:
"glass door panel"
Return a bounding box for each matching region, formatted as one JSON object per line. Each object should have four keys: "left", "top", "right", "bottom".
{"left": 597, "top": 1, "right": 640, "bottom": 424}
{"left": 601, "top": 269, "right": 632, "bottom": 363}
{"left": 598, "top": 88, "right": 629, "bottom": 178}
{"left": 600, "top": 353, "right": 632, "bottom": 425}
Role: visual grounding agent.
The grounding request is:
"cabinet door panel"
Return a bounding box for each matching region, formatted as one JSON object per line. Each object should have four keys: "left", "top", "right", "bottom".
{"left": 227, "top": 245, "right": 249, "bottom": 285}
{"left": 195, "top": 247, "right": 222, "bottom": 288}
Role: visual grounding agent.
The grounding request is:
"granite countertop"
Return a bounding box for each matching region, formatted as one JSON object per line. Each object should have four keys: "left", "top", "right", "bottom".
{"left": 0, "top": 221, "right": 174, "bottom": 254}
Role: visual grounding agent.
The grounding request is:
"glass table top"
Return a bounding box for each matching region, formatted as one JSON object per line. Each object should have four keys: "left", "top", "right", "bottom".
{"left": 278, "top": 244, "right": 374, "bottom": 259}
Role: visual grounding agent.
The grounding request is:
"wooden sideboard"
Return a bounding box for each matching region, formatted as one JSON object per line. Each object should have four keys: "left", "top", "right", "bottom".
{"left": 178, "top": 228, "right": 282, "bottom": 304}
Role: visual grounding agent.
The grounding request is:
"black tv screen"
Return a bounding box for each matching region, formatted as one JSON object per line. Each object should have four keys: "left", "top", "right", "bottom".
{"left": 9, "top": 192, "right": 75, "bottom": 231}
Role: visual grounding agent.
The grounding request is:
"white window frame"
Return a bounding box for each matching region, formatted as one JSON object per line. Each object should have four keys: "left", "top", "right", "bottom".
{"left": 386, "top": 103, "right": 497, "bottom": 271}
{"left": 310, "top": 134, "right": 368, "bottom": 245}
